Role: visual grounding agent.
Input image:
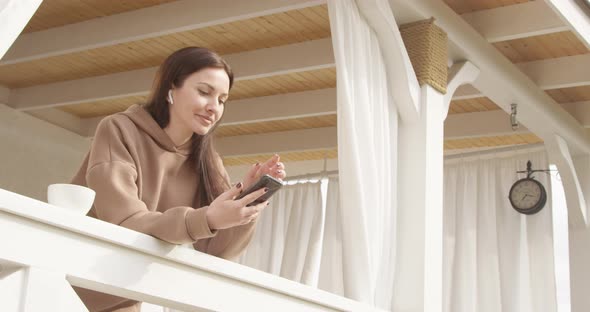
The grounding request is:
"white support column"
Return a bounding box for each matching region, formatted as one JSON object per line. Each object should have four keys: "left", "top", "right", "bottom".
{"left": 573, "top": 154, "right": 590, "bottom": 218}
{"left": 545, "top": 134, "right": 590, "bottom": 311}
{"left": 545, "top": 135, "right": 588, "bottom": 227}
{"left": 567, "top": 153, "right": 590, "bottom": 312}
{"left": 0, "top": 0, "right": 43, "bottom": 60}
{"left": 396, "top": 85, "right": 446, "bottom": 312}
{"left": 20, "top": 266, "right": 87, "bottom": 312}
{"left": 568, "top": 226, "right": 590, "bottom": 312}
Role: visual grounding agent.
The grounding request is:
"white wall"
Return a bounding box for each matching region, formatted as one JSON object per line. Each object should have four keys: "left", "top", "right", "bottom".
{"left": 0, "top": 105, "right": 90, "bottom": 201}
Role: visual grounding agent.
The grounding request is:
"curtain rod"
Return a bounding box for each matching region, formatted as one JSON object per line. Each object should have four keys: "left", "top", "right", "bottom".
{"left": 284, "top": 170, "right": 339, "bottom": 182}
{"left": 443, "top": 143, "right": 545, "bottom": 160}
{"left": 283, "top": 143, "right": 546, "bottom": 182}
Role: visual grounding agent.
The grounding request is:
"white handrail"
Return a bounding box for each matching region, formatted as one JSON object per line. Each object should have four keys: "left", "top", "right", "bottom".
{"left": 0, "top": 188, "right": 384, "bottom": 312}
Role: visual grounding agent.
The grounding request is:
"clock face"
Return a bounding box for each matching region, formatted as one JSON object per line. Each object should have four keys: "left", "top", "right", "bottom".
{"left": 509, "top": 178, "right": 547, "bottom": 214}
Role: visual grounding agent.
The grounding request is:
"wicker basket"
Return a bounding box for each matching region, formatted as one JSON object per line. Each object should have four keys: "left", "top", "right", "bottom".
{"left": 400, "top": 18, "right": 448, "bottom": 94}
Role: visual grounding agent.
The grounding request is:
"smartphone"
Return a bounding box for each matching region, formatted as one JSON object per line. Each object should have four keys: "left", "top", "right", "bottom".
{"left": 235, "top": 174, "right": 284, "bottom": 206}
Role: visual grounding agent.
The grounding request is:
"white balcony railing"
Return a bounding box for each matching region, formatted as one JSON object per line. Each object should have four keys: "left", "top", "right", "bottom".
{"left": 0, "top": 188, "right": 383, "bottom": 312}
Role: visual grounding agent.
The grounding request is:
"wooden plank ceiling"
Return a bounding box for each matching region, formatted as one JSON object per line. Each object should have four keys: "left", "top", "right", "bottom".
{"left": 2, "top": 0, "right": 589, "bottom": 165}
{"left": 24, "top": 0, "right": 178, "bottom": 33}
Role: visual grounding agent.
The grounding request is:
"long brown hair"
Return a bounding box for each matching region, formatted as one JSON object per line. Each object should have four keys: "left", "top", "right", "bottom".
{"left": 144, "top": 47, "right": 234, "bottom": 206}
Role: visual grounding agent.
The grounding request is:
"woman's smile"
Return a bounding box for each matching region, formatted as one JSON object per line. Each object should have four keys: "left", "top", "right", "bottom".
{"left": 196, "top": 114, "right": 214, "bottom": 125}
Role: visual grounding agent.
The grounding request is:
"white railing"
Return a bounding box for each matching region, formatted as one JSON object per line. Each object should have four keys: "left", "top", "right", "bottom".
{"left": 0, "top": 188, "right": 383, "bottom": 312}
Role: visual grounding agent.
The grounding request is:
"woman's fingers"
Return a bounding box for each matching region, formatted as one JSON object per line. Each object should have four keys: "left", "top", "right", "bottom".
{"left": 209, "top": 184, "right": 271, "bottom": 229}
{"left": 262, "top": 155, "right": 280, "bottom": 170}
{"left": 241, "top": 201, "right": 269, "bottom": 224}
{"left": 217, "top": 182, "right": 243, "bottom": 201}
{"left": 243, "top": 156, "right": 283, "bottom": 188}
{"left": 254, "top": 155, "right": 281, "bottom": 178}
{"left": 275, "top": 169, "right": 286, "bottom": 180}
{"left": 241, "top": 161, "right": 263, "bottom": 191}
{"left": 244, "top": 162, "right": 260, "bottom": 183}
{"left": 235, "top": 187, "right": 268, "bottom": 207}
{"left": 244, "top": 201, "right": 268, "bottom": 216}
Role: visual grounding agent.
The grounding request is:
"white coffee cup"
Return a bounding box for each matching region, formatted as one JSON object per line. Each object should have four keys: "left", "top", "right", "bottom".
{"left": 47, "top": 183, "right": 95, "bottom": 215}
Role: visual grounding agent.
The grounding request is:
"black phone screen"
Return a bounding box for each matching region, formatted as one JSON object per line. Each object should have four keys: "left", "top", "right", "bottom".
{"left": 235, "top": 174, "right": 283, "bottom": 206}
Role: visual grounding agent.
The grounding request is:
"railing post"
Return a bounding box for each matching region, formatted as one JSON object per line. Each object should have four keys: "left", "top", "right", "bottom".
{"left": 20, "top": 266, "right": 87, "bottom": 312}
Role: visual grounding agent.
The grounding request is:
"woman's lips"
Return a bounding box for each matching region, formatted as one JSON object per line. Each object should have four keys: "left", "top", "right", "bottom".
{"left": 197, "top": 114, "right": 213, "bottom": 125}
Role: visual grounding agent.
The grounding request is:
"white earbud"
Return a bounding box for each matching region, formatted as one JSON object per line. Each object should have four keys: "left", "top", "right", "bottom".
{"left": 167, "top": 90, "right": 174, "bottom": 104}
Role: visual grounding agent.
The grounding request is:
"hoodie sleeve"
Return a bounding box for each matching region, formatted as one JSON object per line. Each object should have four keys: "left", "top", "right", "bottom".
{"left": 193, "top": 154, "right": 258, "bottom": 260}
{"left": 86, "top": 117, "right": 217, "bottom": 244}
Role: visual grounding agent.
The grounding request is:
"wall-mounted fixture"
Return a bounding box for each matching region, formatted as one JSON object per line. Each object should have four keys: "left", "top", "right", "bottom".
{"left": 510, "top": 103, "right": 519, "bottom": 131}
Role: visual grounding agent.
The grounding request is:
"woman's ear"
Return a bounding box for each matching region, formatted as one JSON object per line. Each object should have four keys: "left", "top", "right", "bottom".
{"left": 167, "top": 89, "right": 174, "bottom": 105}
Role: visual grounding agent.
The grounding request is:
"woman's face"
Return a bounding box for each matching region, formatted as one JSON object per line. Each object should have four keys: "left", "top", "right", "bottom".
{"left": 168, "top": 67, "right": 230, "bottom": 136}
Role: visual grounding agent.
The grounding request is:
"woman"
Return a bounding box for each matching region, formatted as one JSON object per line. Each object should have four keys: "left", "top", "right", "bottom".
{"left": 71, "top": 47, "right": 286, "bottom": 312}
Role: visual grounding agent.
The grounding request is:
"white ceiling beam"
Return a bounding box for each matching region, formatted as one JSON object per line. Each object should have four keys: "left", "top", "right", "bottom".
{"left": 452, "top": 54, "right": 590, "bottom": 100}
{"left": 0, "top": 0, "right": 326, "bottom": 65}
{"left": 10, "top": 67, "right": 156, "bottom": 111}
{"left": 224, "top": 38, "right": 334, "bottom": 79}
{"left": 462, "top": 1, "right": 568, "bottom": 43}
{"left": 81, "top": 90, "right": 590, "bottom": 140}
{"left": 30, "top": 108, "right": 553, "bottom": 152}
{"left": 544, "top": 0, "right": 590, "bottom": 49}
{"left": 516, "top": 53, "right": 590, "bottom": 89}
{"left": 8, "top": 38, "right": 334, "bottom": 111}
{"left": 0, "top": 0, "right": 42, "bottom": 60}
{"left": 561, "top": 101, "right": 590, "bottom": 127}
{"left": 216, "top": 127, "right": 337, "bottom": 157}
{"left": 216, "top": 108, "right": 566, "bottom": 157}
{"left": 2, "top": 86, "right": 91, "bottom": 137}
{"left": 0, "top": 85, "right": 9, "bottom": 104}
{"left": 444, "top": 110, "right": 529, "bottom": 139}
{"left": 60, "top": 98, "right": 590, "bottom": 161}
{"left": 445, "top": 102, "right": 590, "bottom": 139}
{"left": 222, "top": 88, "right": 336, "bottom": 125}
{"left": 217, "top": 110, "right": 537, "bottom": 157}
{"left": 25, "top": 108, "right": 89, "bottom": 137}
{"left": 83, "top": 88, "right": 338, "bottom": 137}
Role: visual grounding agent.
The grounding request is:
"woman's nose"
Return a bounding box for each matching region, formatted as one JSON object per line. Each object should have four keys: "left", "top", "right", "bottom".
{"left": 206, "top": 101, "right": 220, "bottom": 113}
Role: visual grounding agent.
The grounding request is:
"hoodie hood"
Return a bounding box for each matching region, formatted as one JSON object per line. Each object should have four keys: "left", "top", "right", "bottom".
{"left": 120, "top": 104, "right": 192, "bottom": 156}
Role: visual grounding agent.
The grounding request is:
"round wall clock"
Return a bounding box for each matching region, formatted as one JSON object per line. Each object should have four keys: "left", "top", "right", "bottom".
{"left": 508, "top": 177, "right": 547, "bottom": 215}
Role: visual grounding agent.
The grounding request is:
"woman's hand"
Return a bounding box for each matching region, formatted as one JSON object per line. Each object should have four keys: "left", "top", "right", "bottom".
{"left": 242, "top": 154, "right": 287, "bottom": 191}
{"left": 205, "top": 183, "right": 269, "bottom": 230}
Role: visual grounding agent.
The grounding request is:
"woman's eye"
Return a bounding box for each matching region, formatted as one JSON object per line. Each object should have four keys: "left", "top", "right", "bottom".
{"left": 198, "top": 89, "right": 209, "bottom": 95}
{"left": 219, "top": 99, "right": 226, "bottom": 105}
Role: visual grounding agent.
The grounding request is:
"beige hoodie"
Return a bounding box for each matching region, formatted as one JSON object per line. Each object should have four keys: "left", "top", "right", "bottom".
{"left": 71, "top": 105, "right": 257, "bottom": 311}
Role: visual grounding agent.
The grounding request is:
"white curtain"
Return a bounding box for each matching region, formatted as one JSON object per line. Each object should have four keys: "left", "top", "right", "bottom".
{"left": 326, "top": 0, "right": 398, "bottom": 307}
{"left": 237, "top": 181, "right": 325, "bottom": 286}
{"left": 443, "top": 149, "right": 557, "bottom": 312}
{"left": 153, "top": 182, "right": 325, "bottom": 312}
{"left": 317, "top": 177, "right": 344, "bottom": 295}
